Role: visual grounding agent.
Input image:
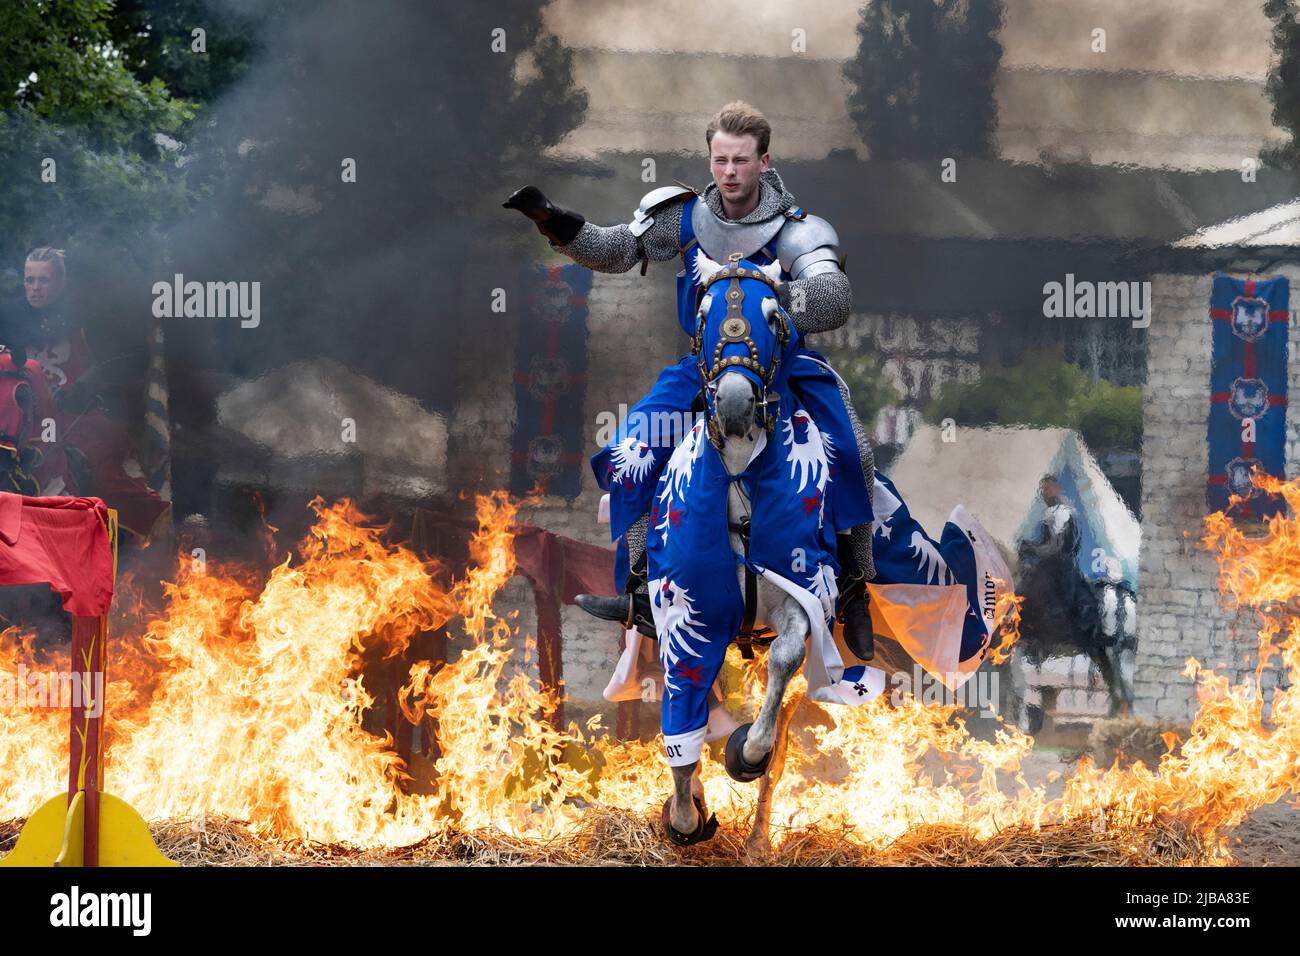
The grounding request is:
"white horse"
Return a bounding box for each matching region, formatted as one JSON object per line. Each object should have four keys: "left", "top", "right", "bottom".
{"left": 604, "top": 253, "right": 1012, "bottom": 851}
{"left": 659, "top": 254, "right": 848, "bottom": 854}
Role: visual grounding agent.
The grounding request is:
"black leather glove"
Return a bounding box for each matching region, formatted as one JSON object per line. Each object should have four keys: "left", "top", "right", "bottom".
{"left": 502, "top": 185, "right": 586, "bottom": 246}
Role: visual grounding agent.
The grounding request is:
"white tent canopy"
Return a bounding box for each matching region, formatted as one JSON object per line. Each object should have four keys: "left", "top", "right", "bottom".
{"left": 215, "top": 358, "right": 449, "bottom": 500}
{"left": 1171, "top": 198, "right": 1300, "bottom": 249}
{"left": 885, "top": 424, "right": 1141, "bottom": 589}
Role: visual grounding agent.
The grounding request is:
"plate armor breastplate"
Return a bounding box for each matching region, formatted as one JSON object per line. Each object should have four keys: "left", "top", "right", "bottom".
{"left": 690, "top": 199, "right": 787, "bottom": 263}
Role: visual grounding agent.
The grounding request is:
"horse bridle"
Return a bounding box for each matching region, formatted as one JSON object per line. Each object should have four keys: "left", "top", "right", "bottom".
{"left": 688, "top": 256, "right": 790, "bottom": 654}
{"left": 690, "top": 254, "right": 791, "bottom": 450}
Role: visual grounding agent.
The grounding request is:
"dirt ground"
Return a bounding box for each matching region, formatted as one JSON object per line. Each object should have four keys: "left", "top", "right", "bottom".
{"left": 1016, "top": 746, "right": 1300, "bottom": 866}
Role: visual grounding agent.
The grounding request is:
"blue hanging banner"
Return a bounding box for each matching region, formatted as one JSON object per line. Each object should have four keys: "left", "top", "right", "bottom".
{"left": 1207, "top": 273, "right": 1289, "bottom": 519}
{"left": 509, "top": 264, "right": 592, "bottom": 500}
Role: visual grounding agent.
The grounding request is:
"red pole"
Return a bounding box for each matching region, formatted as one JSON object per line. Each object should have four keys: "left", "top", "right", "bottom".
{"left": 68, "top": 614, "right": 105, "bottom": 867}
{"left": 68, "top": 506, "right": 115, "bottom": 867}
{"left": 531, "top": 575, "right": 565, "bottom": 730}
{"left": 616, "top": 699, "right": 640, "bottom": 741}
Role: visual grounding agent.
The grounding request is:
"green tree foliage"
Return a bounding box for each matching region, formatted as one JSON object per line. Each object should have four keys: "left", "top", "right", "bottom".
{"left": 0, "top": 2, "right": 587, "bottom": 404}
{"left": 0, "top": 0, "right": 194, "bottom": 145}
{"left": 843, "top": 0, "right": 1004, "bottom": 160}
{"left": 0, "top": 0, "right": 201, "bottom": 288}
{"left": 160, "top": 1, "right": 588, "bottom": 401}
{"left": 924, "top": 349, "right": 1142, "bottom": 451}
{"left": 1264, "top": 0, "right": 1300, "bottom": 169}
{"left": 0, "top": 108, "right": 191, "bottom": 277}
{"left": 106, "top": 0, "right": 267, "bottom": 105}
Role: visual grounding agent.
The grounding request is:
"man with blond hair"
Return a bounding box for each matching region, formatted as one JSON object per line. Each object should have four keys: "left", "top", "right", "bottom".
{"left": 505, "top": 100, "right": 877, "bottom": 664}
{"left": 1, "top": 247, "right": 94, "bottom": 391}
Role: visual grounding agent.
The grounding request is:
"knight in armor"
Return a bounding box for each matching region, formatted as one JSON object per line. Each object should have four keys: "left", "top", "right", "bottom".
{"left": 1015, "top": 473, "right": 1101, "bottom": 659}
{"left": 504, "top": 101, "right": 878, "bottom": 661}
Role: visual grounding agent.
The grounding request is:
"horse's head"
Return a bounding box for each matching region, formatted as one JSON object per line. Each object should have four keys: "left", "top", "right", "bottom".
{"left": 690, "top": 253, "right": 797, "bottom": 448}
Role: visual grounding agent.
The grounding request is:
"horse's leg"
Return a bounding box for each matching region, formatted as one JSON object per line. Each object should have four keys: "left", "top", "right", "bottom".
{"left": 1092, "top": 643, "right": 1125, "bottom": 718}
{"left": 668, "top": 761, "right": 701, "bottom": 834}
{"left": 742, "top": 595, "right": 808, "bottom": 765}
{"left": 745, "top": 690, "right": 799, "bottom": 860}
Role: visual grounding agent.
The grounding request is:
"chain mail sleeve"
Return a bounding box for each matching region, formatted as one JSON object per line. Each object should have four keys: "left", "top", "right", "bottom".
{"left": 549, "top": 200, "right": 684, "bottom": 274}
{"left": 780, "top": 270, "right": 852, "bottom": 336}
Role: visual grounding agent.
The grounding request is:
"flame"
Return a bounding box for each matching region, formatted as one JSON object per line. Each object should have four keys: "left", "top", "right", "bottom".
{"left": 1, "top": 477, "right": 1298, "bottom": 860}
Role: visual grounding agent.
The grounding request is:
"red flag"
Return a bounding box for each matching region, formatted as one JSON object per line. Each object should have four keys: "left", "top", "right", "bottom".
{"left": 0, "top": 493, "right": 114, "bottom": 616}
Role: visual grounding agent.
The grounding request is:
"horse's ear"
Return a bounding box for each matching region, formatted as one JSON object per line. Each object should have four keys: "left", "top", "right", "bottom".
{"left": 693, "top": 252, "right": 724, "bottom": 287}
{"left": 759, "top": 261, "right": 783, "bottom": 284}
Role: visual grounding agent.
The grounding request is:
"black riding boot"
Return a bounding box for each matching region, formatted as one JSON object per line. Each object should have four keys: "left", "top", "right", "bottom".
{"left": 836, "top": 533, "right": 874, "bottom": 661}
{"left": 575, "top": 546, "right": 657, "bottom": 638}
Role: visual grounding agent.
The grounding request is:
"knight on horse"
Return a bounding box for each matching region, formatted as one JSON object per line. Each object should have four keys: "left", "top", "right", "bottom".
{"left": 643, "top": 251, "right": 890, "bottom": 843}
{"left": 506, "top": 102, "right": 1017, "bottom": 848}
{"left": 504, "top": 100, "right": 879, "bottom": 662}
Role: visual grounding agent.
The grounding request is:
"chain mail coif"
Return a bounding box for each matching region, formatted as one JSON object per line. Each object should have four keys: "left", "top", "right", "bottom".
{"left": 700, "top": 168, "right": 794, "bottom": 223}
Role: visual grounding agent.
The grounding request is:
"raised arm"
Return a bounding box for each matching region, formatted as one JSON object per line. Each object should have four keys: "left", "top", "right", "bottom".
{"left": 503, "top": 184, "right": 687, "bottom": 274}
{"left": 775, "top": 214, "right": 852, "bottom": 335}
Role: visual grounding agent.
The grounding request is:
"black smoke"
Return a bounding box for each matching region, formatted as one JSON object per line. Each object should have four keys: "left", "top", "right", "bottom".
{"left": 122, "top": 1, "right": 586, "bottom": 520}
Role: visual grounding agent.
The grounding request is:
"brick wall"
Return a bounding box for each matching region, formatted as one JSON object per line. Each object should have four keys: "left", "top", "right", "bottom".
{"left": 1136, "top": 267, "right": 1300, "bottom": 722}
{"left": 511, "top": 261, "right": 682, "bottom": 726}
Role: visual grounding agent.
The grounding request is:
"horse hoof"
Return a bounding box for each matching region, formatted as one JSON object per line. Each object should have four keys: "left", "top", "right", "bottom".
{"left": 661, "top": 795, "right": 718, "bottom": 847}
{"left": 724, "top": 722, "right": 770, "bottom": 783}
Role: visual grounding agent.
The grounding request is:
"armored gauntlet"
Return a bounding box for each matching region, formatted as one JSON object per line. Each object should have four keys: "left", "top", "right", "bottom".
{"left": 502, "top": 185, "right": 587, "bottom": 246}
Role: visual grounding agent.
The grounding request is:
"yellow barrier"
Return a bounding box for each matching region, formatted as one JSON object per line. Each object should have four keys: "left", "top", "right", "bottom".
{"left": 0, "top": 506, "right": 176, "bottom": 867}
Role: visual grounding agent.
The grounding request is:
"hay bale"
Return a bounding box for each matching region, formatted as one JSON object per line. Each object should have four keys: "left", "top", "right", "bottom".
{"left": 1087, "top": 715, "right": 1188, "bottom": 770}
{"left": 0, "top": 810, "right": 1217, "bottom": 867}
{"left": 149, "top": 816, "right": 317, "bottom": 866}
{"left": 0, "top": 818, "right": 21, "bottom": 854}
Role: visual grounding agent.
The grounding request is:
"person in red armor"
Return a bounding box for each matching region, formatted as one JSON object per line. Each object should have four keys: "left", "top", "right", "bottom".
{"left": 0, "top": 347, "right": 57, "bottom": 494}
{"left": 0, "top": 300, "right": 65, "bottom": 643}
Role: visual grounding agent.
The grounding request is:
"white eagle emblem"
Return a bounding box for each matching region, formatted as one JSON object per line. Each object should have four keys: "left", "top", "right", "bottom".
{"left": 662, "top": 418, "right": 705, "bottom": 499}
{"left": 651, "top": 577, "right": 711, "bottom": 689}
{"left": 784, "top": 409, "right": 834, "bottom": 526}
{"left": 908, "top": 531, "right": 953, "bottom": 585}
{"left": 807, "top": 564, "right": 839, "bottom": 625}
{"left": 783, "top": 410, "right": 833, "bottom": 494}
{"left": 654, "top": 419, "right": 706, "bottom": 544}
{"left": 610, "top": 435, "right": 654, "bottom": 487}
{"left": 33, "top": 339, "right": 73, "bottom": 388}
{"left": 872, "top": 478, "right": 903, "bottom": 541}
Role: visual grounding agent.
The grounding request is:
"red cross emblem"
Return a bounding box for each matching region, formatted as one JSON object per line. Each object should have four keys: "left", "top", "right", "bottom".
{"left": 675, "top": 663, "right": 706, "bottom": 687}
{"left": 668, "top": 501, "right": 685, "bottom": 526}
